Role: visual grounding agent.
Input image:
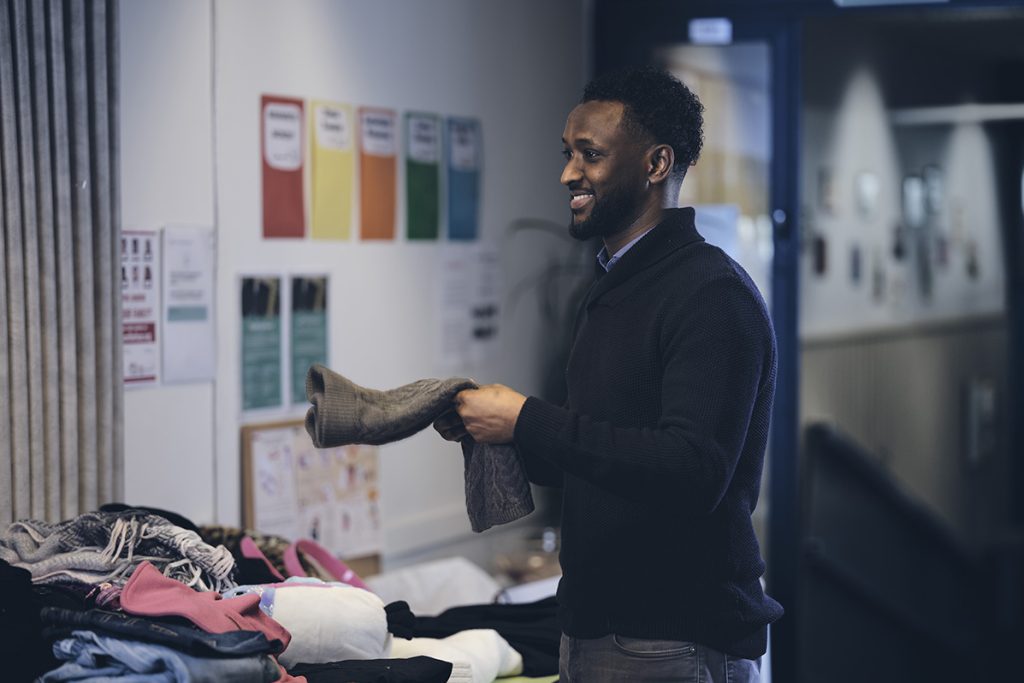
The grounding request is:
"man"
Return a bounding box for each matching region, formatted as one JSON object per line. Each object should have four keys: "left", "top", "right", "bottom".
{"left": 436, "top": 66, "right": 782, "bottom": 682}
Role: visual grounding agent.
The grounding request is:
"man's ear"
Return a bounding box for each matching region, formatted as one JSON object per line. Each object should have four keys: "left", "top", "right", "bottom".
{"left": 648, "top": 144, "right": 675, "bottom": 185}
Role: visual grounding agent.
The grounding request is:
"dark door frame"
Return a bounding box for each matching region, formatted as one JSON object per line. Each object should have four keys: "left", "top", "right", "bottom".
{"left": 593, "top": 1, "right": 1024, "bottom": 680}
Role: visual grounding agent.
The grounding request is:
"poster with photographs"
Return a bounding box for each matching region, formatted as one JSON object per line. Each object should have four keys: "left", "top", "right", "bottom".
{"left": 122, "top": 230, "right": 161, "bottom": 387}
{"left": 242, "top": 420, "right": 381, "bottom": 558}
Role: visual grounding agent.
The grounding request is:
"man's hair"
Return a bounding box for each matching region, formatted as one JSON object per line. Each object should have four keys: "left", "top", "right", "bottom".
{"left": 582, "top": 65, "right": 704, "bottom": 172}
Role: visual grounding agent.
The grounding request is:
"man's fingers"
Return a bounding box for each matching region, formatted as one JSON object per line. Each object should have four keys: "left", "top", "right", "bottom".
{"left": 433, "top": 410, "right": 468, "bottom": 442}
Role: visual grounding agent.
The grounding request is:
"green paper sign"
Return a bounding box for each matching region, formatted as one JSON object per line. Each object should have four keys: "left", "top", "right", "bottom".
{"left": 406, "top": 112, "right": 441, "bottom": 240}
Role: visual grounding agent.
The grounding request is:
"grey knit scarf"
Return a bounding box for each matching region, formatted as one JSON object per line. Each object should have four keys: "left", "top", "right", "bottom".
{"left": 0, "top": 511, "right": 236, "bottom": 592}
{"left": 305, "top": 364, "right": 534, "bottom": 532}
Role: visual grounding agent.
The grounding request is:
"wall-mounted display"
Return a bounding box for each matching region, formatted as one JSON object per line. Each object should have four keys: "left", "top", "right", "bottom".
{"left": 241, "top": 275, "right": 283, "bottom": 411}
{"left": 162, "top": 227, "right": 215, "bottom": 384}
{"left": 242, "top": 420, "right": 382, "bottom": 558}
{"left": 923, "top": 164, "right": 944, "bottom": 216}
{"left": 262, "top": 95, "right": 306, "bottom": 238}
{"left": 817, "top": 166, "right": 835, "bottom": 215}
{"left": 123, "top": 230, "right": 161, "bottom": 387}
{"left": 359, "top": 107, "right": 398, "bottom": 240}
{"left": 447, "top": 117, "right": 481, "bottom": 241}
{"left": 290, "top": 276, "right": 329, "bottom": 405}
{"left": 901, "top": 175, "right": 926, "bottom": 229}
{"left": 309, "top": 100, "right": 355, "bottom": 240}
{"left": 406, "top": 112, "right": 441, "bottom": 240}
{"left": 849, "top": 243, "right": 861, "bottom": 285}
{"left": 854, "top": 170, "right": 880, "bottom": 222}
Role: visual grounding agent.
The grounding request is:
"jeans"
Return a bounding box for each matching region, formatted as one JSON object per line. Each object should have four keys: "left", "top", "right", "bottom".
{"left": 41, "top": 630, "right": 281, "bottom": 683}
{"left": 559, "top": 634, "right": 761, "bottom": 683}
{"left": 41, "top": 607, "right": 281, "bottom": 657}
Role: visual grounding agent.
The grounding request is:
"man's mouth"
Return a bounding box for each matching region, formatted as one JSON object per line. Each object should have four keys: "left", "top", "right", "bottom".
{"left": 570, "top": 192, "right": 594, "bottom": 211}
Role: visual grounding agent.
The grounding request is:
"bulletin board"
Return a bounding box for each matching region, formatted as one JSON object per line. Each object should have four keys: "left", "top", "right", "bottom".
{"left": 241, "top": 420, "right": 382, "bottom": 569}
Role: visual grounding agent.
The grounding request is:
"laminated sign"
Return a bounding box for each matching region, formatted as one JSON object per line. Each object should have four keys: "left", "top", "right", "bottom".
{"left": 310, "top": 101, "right": 355, "bottom": 240}
{"left": 447, "top": 117, "right": 481, "bottom": 241}
{"left": 262, "top": 95, "right": 305, "bottom": 238}
{"left": 359, "top": 107, "right": 397, "bottom": 240}
{"left": 405, "top": 112, "right": 441, "bottom": 240}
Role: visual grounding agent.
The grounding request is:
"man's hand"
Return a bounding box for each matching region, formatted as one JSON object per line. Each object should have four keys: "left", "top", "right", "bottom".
{"left": 434, "top": 384, "right": 527, "bottom": 444}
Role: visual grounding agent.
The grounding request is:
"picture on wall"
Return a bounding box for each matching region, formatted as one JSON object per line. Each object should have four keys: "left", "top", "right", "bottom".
{"left": 240, "top": 275, "right": 283, "bottom": 411}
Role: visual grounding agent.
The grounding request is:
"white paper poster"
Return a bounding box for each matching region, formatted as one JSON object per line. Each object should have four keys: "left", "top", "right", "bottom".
{"left": 122, "top": 230, "right": 160, "bottom": 387}
{"left": 249, "top": 424, "right": 381, "bottom": 557}
{"left": 162, "top": 227, "right": 215, "bottom": 383}
{"left": 437, "top": 244, "right": 502, "bottom": 368}
{"left": 437, "top": 245, "right": 475, "bottom": 368}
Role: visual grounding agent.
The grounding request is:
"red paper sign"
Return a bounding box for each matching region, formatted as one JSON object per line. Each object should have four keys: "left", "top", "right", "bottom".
{"left": 262, "top": 95, "right": 306, "bottom": 238}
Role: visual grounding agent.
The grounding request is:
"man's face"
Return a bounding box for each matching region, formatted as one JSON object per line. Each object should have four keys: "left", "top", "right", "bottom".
{"left": 560, "top": 100, "right": 648, "bottom": 241}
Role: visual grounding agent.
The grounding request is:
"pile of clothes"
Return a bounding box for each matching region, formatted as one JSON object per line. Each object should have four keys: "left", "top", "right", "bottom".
{"left": 1, "top": 505, "right": 558, "bottom": 683}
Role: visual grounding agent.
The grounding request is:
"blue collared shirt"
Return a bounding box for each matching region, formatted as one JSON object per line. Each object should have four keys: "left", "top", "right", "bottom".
{"left": 596, "top": 227, "right": 655, "bottom": 272}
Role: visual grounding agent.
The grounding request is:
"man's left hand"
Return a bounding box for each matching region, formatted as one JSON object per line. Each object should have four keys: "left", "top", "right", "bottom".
{"left": 453, "top": 384, "right": 528, "bottom": 444}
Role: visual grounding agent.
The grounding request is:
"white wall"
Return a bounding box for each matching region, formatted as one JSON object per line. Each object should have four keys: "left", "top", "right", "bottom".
{"left": 120, "top": 0, "right": 587, "bottom": 559}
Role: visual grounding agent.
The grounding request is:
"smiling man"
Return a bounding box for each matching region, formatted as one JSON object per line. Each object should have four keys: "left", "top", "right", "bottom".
{"left": 436, "top": 66, "right": 782, "bottom": 682}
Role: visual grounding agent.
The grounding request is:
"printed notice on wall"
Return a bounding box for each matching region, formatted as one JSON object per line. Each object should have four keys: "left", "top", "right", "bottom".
{"left": 241, "top": 275, "right": 283, "bottom": 411}
{"left": 437, "top": 244, "right": 502, "bottom": 369}
{"left": 122, "top": 230, "right": 161, "bottom": 387}
{"left": 247, "top": 423, "right": 382, "bottom": 557}
{"left": 162, "top": 227, "right": 215, "bottom": 384}
{"left": 290, "top": 275, "right": 329, "bottom": 405}
{"left": 358, "top": 107, "right": 397, "bottom": 240}
{"left": 437, "top": 244, "right": 475, "bottom": 368}
{"left": 406, "top": 112, "right": 441, "bottom": 240}
{"left": 262, "top": 95, "right": 306, "bottom": 238}
{"left": 310, "top": 101, "right": 355, "bottom": 240}
{"left": 446, "top": 117, "right": 481, "bottom": 241}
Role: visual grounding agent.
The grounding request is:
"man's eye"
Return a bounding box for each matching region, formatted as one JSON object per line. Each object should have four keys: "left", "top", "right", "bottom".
{"left": 561, "top": 149, "right": 572, "bottom": 160}
{"left": 584, "top": 149, "right": 600, "bottom": 160}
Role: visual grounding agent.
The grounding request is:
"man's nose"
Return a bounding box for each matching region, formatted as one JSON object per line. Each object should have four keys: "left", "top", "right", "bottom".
{"left": 561, "top": 157, "right": 582, "bottom": 186}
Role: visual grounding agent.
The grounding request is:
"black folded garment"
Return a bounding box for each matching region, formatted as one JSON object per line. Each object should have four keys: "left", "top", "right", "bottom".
{"left": 1, "top": 559, "right": 57, "bottom": 683}
{"left": 41, "top": 606, "right": 283, "bottom": 657}
{"left": 288, "top": 655, "right": 453, "bottom": 683}
{"left": 412, "top": 596, "right": 560, "bottom": 676}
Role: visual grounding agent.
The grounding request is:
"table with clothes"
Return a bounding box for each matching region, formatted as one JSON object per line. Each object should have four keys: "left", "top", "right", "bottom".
{"left": 0, "top": 504, "right": 560, "bottom": 683}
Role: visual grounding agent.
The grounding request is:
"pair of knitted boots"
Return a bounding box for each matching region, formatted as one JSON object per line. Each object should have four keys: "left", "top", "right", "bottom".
{"left": 304, "top": 365, "right": 534, "bottom": 533}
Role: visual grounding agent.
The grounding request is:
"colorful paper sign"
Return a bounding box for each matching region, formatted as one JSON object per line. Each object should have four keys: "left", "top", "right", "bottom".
{"left": 447, "top": 117, "right": 481, "bottom": 241}
{"left": 310, "top": 101, "right": 355, "bottom": 240}
{"left": 162, "top": 226, "right": 215, "bottom": 384}
{"left": 405, "top": 112, "right": 441, "bottom": 240}
{"left": 241, "top": 276, "right": 283, "bottom": 410}
{"left": 262, "top": 95, "right": 305, "bottom": 238}
{"left": 290, "top": 275, "right": 329, "bottom": 405}
{"left": 122, "top": 230, "right": 161, "bottom": 387}
{"left": 358, "top": 107, "right": 397, "bottom": 240}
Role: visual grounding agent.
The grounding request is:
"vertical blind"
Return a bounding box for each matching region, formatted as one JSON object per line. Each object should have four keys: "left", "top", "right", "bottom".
{"left": 1, "top": 0, "right": 121, "bottom": 523}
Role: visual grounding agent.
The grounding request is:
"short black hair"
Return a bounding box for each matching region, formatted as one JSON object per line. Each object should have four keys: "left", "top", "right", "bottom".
{"left": 582, "top": 65, "right": 704, "bottom": 171}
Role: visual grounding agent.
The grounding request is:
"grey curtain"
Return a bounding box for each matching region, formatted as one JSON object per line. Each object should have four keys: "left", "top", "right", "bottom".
{"left": 1, "top": 0, "right": 121, "bottom": 523}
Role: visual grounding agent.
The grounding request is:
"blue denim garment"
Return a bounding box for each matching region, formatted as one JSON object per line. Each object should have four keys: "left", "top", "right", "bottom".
{"left": 41, "top": 607, "right": 282, "bottom": 657}
{"left": 559, "top": 633, "right": 761, "bottom": 683}
{"left": 40, "top": 630, "right": 280, "bottom": 682}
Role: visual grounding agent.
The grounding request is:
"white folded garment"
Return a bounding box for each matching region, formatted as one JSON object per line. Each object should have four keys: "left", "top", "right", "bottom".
{"left": 389, "top": 629, "right": 523, "bottom": 683}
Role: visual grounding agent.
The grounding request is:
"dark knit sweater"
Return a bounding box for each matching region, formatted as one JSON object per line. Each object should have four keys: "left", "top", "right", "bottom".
{"left": 513, "top": 207, "right": 783, "bottom": 658}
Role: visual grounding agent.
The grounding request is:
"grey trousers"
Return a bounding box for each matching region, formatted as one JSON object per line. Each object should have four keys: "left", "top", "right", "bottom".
{"left": 559, "top": 634, "right": 761, "bottom": 683}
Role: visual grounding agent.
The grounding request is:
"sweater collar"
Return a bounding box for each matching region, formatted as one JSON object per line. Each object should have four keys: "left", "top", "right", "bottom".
{"left": 585, "top": 207, "right": 703, "bottom": 309}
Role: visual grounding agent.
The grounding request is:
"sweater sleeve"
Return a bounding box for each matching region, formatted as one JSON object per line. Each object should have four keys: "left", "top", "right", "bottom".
{"left": 513, "top": 277, "right": 773, "bottom": 515}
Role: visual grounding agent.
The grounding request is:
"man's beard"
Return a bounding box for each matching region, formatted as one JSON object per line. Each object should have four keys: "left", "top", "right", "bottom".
{"left": 568, "top": 184, "right": 644, "bottom": 241}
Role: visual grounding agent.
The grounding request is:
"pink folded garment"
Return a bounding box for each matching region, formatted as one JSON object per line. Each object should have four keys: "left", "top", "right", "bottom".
{"left": 282, "top": 538, "right": 370, "bottom": 591}
{"left": 120, "top": 561, "right": 291, "bottom": 650}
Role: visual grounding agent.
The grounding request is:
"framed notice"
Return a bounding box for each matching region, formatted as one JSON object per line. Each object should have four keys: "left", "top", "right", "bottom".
{"left": 122, "top": 230, "right": 161, "bottom": 387}
{"left": 241, "top": 420, "right": 382, "bottom": 559}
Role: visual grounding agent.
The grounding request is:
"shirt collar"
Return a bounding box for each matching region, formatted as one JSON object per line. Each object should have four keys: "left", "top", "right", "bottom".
{"left": 596, "top": 227, "right": 655, "bottom": 272}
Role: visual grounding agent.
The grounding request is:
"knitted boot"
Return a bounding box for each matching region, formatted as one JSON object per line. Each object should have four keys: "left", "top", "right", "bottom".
{"left": 305, "top": 365, "right": 534, "bottom": 532}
